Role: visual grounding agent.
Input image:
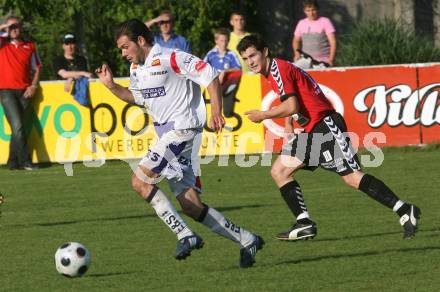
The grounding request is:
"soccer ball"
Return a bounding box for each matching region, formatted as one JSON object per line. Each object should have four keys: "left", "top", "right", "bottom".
{"left": 54, "top": 242, "right": 91, "bottom": 277}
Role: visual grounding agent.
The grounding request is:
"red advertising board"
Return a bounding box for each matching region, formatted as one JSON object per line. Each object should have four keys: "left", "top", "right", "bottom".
{"left": 260, "top": 63, "right": 440, "bottom": 151}
{"left": 417, "top": 65, "right": 440, "bottom": 144}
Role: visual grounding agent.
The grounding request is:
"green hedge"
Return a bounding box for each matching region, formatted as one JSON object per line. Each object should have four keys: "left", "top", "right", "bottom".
{"left": 337, "top": 18, "right": 440, "bottom": 66}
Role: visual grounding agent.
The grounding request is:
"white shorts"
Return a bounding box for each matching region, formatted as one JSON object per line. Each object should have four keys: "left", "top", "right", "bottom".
{"left": 139, "top": 129, "right": 202, "bottom": 196}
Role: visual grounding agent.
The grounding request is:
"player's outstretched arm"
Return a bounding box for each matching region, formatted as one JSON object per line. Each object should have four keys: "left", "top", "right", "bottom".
{"left": 206, "top": 78, "right": 225, "bottom": 132}
{"left": 245, "top": 96, "right": 298, "bottom": 123}
{"left": 95, "top": 64, "right": 135, "bottom": 104}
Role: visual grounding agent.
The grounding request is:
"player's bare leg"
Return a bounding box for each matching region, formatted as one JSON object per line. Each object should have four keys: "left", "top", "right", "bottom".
{"left": 131, "top": 166, "right": 202, "bottom": 260}
{"left": 271, "top": 155, "right": 317, "bottom": 241}
{"left": 177, "top": 188, "right": 264, "bottom": 268}
{"left": 342, "top": 171, "right": 421, "bottom": 239}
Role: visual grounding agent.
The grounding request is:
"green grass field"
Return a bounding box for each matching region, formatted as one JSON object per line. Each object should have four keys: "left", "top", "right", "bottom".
{"left": 1, "top": 147, "right": 440, "bottom": 291}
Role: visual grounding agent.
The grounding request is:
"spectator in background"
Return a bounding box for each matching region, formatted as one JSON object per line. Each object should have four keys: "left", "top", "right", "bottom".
{"left": 292, "top": 0, "right": 336, "bottom": 67}
{"left": 228, "top": 11, "right": 250, "bottom": 72}
{"left": 145, "top": 11, "right": 191, "bottom": 53}
{"left": 0, "top": 16, "right": 41, "bottom": 170}
{"left": 53, "top": 33, "right": 92, "bottom": 92}
{"left": 204, "top": 28, "right": 242, "bottom": 117}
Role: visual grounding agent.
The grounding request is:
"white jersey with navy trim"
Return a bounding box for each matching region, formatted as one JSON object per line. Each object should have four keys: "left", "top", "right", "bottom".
{"left": 128, "top": 44, "right": 218, "bottom": 137}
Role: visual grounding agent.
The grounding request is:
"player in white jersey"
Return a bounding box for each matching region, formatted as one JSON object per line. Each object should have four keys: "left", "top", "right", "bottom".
{"left": 96, "top": 19, "right": 263, "bottom": 268}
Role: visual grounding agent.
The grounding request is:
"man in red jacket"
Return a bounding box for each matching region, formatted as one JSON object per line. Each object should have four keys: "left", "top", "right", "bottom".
{"left": 0, "top": 16, "right": 41, "bottom": 170}
{"left": 237, "top": 34, "right": 420, "bottom": 241}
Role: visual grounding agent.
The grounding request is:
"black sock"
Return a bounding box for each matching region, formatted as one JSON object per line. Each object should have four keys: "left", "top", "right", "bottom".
{"left": 279, "top": 181, "right": 310, "bottom": 221}
{"left": 395, "top": 204, "right": 410, "bottom": 217}
{"left": 358, "top": 174, "right": 405, "bottom": 210}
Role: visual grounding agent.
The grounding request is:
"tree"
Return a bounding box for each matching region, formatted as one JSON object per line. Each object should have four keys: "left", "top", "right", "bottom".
{"left": 1, "top": 0, "right": 257, "bottom": 80}
{"left": 434, "top": 0, "right": 440, "bottom": 47}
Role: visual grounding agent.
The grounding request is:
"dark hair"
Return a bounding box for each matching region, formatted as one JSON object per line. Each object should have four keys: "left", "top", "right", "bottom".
{"left": 5, "top": 16, "right": 27, "bottom": 41}
{"left": 214, "top": 27, "right": 230, "bottom": 38}
{"left": 114, "top": 18, "right": 153, "bottom": 45}
{"left": 303, "top": 0, "right": 319, "bottom": 9}
{"left": 230, "top": 10, "right": 245, "bottom": 19}
{"left": 236, "top": 34, "right": 268, "bottom": 55}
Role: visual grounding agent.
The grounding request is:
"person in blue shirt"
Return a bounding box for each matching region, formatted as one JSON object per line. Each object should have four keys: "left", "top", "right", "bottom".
{"left": 204, "top": 28, "right": 241, "bottom": 79}
{"left": 145, "top": 11, "right": 191, "bottom": 53}
{"left": 204, "top": 28, "right": 242, "bottom": 117}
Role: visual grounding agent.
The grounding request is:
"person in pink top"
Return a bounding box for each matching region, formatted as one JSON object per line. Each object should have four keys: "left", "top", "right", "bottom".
{"left": 292, "top": 0, "right": 336, "bottom": 66}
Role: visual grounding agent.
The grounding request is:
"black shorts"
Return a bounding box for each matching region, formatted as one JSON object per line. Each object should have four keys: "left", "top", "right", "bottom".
{"left": 281, "top": 112, "right": 361, "bottom": 176}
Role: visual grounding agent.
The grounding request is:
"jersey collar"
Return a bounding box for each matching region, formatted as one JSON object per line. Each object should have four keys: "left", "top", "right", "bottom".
{"left": 144, "top": 44, "right": 161, "bottom": 67}
{"left": 263, "top": 58, "right": 274, "bottom": 78}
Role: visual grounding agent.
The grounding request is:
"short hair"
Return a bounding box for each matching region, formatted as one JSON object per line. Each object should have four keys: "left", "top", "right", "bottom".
{"left": 5, "top": 15, "right": 21, "bottom": 24}
{"left": 303, "top": 0, "right": 319, "bottom": 9}
{"left": 230, "top": 10, "right": 245, "bottom": 19}
{"left": 114, "top": 18, "right": 153, "bottom": 45}
{"left": 159, "top": 10, "right": 174, "bottom": 21}
{"left": 236, "top": 34, "right": 268, "bottom": 55}
{"left": 214, "top": 27, "right": 230, "bottom": 38}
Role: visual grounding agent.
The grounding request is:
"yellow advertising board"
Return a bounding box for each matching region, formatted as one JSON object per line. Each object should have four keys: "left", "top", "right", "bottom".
{"left": 0, "top": 75, "right": 265, "bottom": 164}
{"left": 201, "top": 74, "right": 265, "bottom": 156}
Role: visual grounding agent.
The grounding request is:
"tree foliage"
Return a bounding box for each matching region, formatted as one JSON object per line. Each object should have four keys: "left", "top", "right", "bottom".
{"left": 1, "top": 0, "right": 257, "bottom": 80}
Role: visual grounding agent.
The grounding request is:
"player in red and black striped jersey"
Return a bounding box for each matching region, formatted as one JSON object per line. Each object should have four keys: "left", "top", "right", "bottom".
{"left": 237, "top": 34, "right": 420, "bottom": 241}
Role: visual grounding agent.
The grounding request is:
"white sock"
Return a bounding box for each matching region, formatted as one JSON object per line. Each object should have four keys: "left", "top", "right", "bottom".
{"left": 297, "top": 211, "right": 310, "bottom": 221}
{"left": 393, "top": 200, "right": 405, "bottom": 213}
{"left": 200, "top": 207, "right": 255, "bottom": 247}
{"left": 147, "top": 187, "right": 193, "bottom": 240}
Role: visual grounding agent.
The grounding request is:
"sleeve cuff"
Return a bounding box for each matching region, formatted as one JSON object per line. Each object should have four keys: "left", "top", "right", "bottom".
{"left": 280, "top": 93, "right": 297, "bottom": 102}
{"left": 200, "top": 71, "right": 219, "bottom": 88}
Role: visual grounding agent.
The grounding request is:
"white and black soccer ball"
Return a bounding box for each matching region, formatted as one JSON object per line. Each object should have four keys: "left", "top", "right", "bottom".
{"left": 54, "top": 242, "right": 91, "bottom": 278}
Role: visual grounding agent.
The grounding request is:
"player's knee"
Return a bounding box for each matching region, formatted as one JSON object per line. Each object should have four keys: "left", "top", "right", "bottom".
{"left": 271, "top": 165, "right": 288, "bottom": 183}
{"left": 131, "top": 174, "right": 142, "bottom": 193}
{"left": 270, "top": 165, "right": 279, "bottom": 180}
{"left": 342, "top": 172, "right": 363, "bottom": 189}
{"left": 131, "top": 173, "right": 154, "bottom": 195}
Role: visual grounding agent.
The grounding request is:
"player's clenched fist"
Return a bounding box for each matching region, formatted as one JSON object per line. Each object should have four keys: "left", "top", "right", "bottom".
{"left": 244, "top": 110, "right": 267, "bottom": 123}
{"left": 95, "top": 64, "right": 116, "bottom": 89}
